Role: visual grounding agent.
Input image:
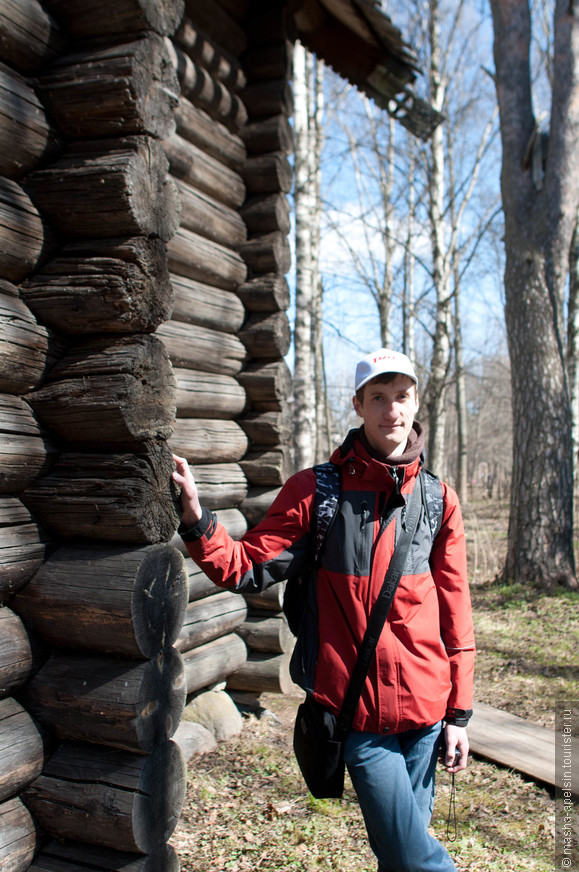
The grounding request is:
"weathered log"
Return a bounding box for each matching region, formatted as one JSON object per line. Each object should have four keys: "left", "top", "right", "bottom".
{"left": 167, "top": 226, "right": 247, "bottom": 289}
{"left": 239, "top": 311, "right": 292, "bottom": 359}
{"left": 23, "top": 739, "right": 186, "bottom": 854}
{"left": 181, "top": 632, "right": 246, "bottom": 696}
{"left": 0, "top": 0, "right": 63, "bottom": 74}
{"left": 175, "top": 591, "right": 247, "bottom": 652}
{"left": 240, "top": 447, "right": 292, "bottom": 487}
{"left": 0, "top": 394, "right": 56, "bottom": 494}
{"left": 30, "top": 840, "right": 180, "bottom": 872}
{"left": 0, "top": 796, "right": 38, "bottom": 872}
{"left": 227, "top": 651, "right": 293, "bottom": 694}
{"left": 169, "top": 418, "right": 248, "bottom": 463}
{"left": 237, "top": 360, "right": 292, "bottom": 411}
{"left": 175, "top": 17, "right": 245, "bottom": 90}
{"left": 240, "top": 410, "right": 290, "bottom": 446}
{"left": 245, "top": 7, "right": 291, "bottom": 45}
{"left": 28, "top": 335, "right": 177, "bottom": 444}
{"left": 39, "top": 35, "right": 179, "bottom": 139}
{"left": 168, "top": 44, "right": 247, "bottom": 132}
{"left": 21, "top": 237, "right": 173, "bottom": 335}
{"left": 0, "top": 282, "right": 50, "bottom": 393}
{"left": 43, "top": 0, "right": 184, "bottom": 37}
{"left": 22, "top": 443, "right": 180, "bottom": 545}
{"left": 165, "top": 132, "right": 244, "bottom": 208}
{"left": 174, "top": 177, "right": 246, "bottom": 249}
{"left": 242, "top": 78, "right": 293, "bottom": 118}
{"left": 173, "top": 368, "right": 246, "bottom": 419}
{"left": 238, "top": 614, "right": 294, "bottom": 654}
{"left": 0, "top": 498, "right": 51, "bottom": 602}
{"left": 185, "top": 0, "right": 247, "bottom": 57}
{"left": 242, "top": 41, "right": 292, "bottom": 83}
{"left": 0, "top": 698, "right": 45, "bottom": 803}
{"left": 240, "top": 486, "right": 280, "bottom": 527}
{"left": 240, "top": 232, "right": 292, "bottom": 277}
{"left": 173, "top": 98, "right": 245, "bottom": 170}
{"left": 171, "top": 273, "right": 245, "bottom": 333}
{"left": 0, "top": 62, "right": 58, "bottom": 180}
{"left": 0, "top": 177, "right": 50, "bottom": 282}
{"left": 241, "top": 114, "right": 293, "bottom": 155}
{"left": 186, "top": 561, "right": 221, "bottom": 601}
{"left": 158, "top": 319, "right": 247, "bottom": 375}
{"left": 26, "top": 137, "right": 181, "bottom": 242}
{"left": 241, "top": 193, "right": 291, "bottom": 235}
{"left": 243, "top": 582, "right": 285, "bottom": 612}
{"left": 22, "top": 648, "right": 186, "bottom": 754}
{"left": 215, "top": 507, "right": 247, "bottom": 539}
{"left": 191, "top": 463, "right": 248, "bottom": 509}
{"left": 242, "top": 151, "right": 293, "bottom": 194}
{"left": 236, "top": 273, "right": 290, "bottom": 312}
{"left": 0, "top": 607, "right": 46, "bottom": 699}
{"left": 11, "top": 543, "right": 187, "bottom": 659}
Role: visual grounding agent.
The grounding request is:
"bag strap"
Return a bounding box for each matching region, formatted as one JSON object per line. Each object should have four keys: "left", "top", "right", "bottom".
{"left": 335, "top": 472, "right": 425, "bottom": 738}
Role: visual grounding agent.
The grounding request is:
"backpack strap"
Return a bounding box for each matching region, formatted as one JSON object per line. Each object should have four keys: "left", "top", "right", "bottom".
{"left": 421, "top": 467, "right": 444, "bottom": 541}
{"left": 312, "top": 462, "right": 341, "bottom": 561}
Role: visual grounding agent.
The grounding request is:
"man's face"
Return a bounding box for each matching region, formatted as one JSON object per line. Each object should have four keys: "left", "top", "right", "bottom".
{"left": 352, "top": 374, "right": 419, "bottom": 458}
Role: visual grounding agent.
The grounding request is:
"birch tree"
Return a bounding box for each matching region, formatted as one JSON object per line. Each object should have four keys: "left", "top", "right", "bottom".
{"left": 489, "top": 0, "right": 579, "bottom": 588}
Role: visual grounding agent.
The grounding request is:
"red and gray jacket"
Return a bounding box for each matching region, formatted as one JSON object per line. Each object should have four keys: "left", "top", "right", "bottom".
{"left": 180, "top": 426, "right": 475, "bottom": 735}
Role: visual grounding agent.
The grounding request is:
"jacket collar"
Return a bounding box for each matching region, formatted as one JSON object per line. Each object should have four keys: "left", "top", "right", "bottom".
{"left": 330, "top": 423, "right": 425, "bottom": 485}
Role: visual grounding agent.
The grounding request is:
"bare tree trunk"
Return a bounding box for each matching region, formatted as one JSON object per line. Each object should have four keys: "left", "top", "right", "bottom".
{"left": 425, "top": 0, "right": 452, "bottom": 477}
{"left": 403, "top": 145, "right": 416, "bottom": 363}
{"left": 292, "top": 41, "right": 316, "bottom": 471}
{"left": 568, "top": 209, "right": 579, "bottom": 502}
{"left": 376, "top": 114, "right": 395, "bottom": 347}
{"left": 490, "top": 0, "right": 579, "bottom": 588}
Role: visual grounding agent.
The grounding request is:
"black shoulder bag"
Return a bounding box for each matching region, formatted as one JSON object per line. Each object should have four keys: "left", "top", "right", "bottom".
{"left": 293, "top": 473, "right": 425, "bottom": 799}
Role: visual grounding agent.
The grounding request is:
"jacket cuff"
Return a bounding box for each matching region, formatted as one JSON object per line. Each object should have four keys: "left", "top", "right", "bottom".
{"left": 178, "top": 507, "right": 216, "bottom": 542}
{"left": 445, "top": 707, "right": 473, "bottom": 727}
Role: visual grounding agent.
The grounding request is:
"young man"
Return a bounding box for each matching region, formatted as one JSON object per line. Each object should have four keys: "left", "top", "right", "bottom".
{"left": 173, "top": 348, "right": 475, "bottom": 872}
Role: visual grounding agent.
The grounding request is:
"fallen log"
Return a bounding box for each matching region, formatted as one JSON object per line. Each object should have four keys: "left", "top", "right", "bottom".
{"left": 0, "top": 0, "right": 63, "bottom": 74}
{"left": 181, "top": 632, "right": 246, "bottom": 696}
{"left": 21, "top": 237, "right": 173, "bottom": 335}
{"left": 29, "top": 841, "right": 180, "bottom": 872}
{"left": 26, "top": 137, "right": 181, "bottom": 242}
{"left": 175, "top": 591, "right": 247, "bottom": 652}
{"left": 28, "top": 335, "right": 177, "bottom": 444}
{"left": 0, "top": 281, "right": 50, "bottom": 394}
{"left": 23, "top": 740, "right": 186, "bottom": 854}
{"left": 0, "top": 698, "right": 45, "bottom": 803}
{"left": 237, "top": 614, "right": 294, "bottom": 655}
{"left": 0, "top": 497, "right": 51, "bottom": 602}
{"left": 167, "top": 226, "right": 247, "bottom": 290}
{"left": 0, "top": 177, "right": 50, "bottom": 282}
{"left": 0, "top": 61, "right": 58, "bottom": 180}
{"left": 0, "top": 607, "right": 46, "bottom": 699}
{"left": 42, "top": 0, "right": 184, "bottom": 37}
{"left": 173, "top": 368, "right": 247, "bottom": 419}
{"left": 169, "top": 418, "right": 248, "bottom": 464}
{"left": 0, "top": 394, "right": 56, "bottom": 494}
{"left": 226, "top": 651, "right": 294, "bottom": 694}
{"left": 22, "top": 649, "right": 186, "bottom": 754}
{"left": 237, "top": 360, "right": 292, "bottom": 411}
{"left": 164, "top": 131, "right": 245, "bottom": 206}
{"left": 157, "top": 319, "right": 247, "bottom": 375}
{"left": 22, "top": 443, "right": 179, "bottom": 545}
{"left": 0, "top": 796, "right": 39, "bottom": 872}
{"left": 171, "top": 273, "right": 245, "bottom": 333}
{"left": 11, "top": 543, "right": 187, "bottom": 659}
{"left": 235, "top": 273, "right": 290, "bottom": 312}
{"left": 39, "top": 35, "right": 179, "bottom": 139}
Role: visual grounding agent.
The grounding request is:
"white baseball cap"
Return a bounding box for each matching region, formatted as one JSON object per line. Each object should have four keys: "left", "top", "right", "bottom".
{"left": 355, "top": 348, "right": 418, "bottom": 392}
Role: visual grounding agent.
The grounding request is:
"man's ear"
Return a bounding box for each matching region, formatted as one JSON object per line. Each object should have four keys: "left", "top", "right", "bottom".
{"left": 352, "top": 395, "right": 363, "bottom": 418}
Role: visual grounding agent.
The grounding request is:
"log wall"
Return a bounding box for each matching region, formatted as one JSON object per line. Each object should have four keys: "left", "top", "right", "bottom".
{"left": 0, "top": 0, "right": 297, "bottom": 868}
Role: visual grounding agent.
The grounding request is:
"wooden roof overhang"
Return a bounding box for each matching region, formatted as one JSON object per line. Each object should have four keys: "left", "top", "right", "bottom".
{"left": 290, "top": 0, "right": 442, "bottom": 139}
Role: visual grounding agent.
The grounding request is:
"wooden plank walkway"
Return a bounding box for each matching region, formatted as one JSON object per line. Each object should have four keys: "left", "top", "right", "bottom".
{"left": 468, "top": 701, "right": 579, "bottom": 796}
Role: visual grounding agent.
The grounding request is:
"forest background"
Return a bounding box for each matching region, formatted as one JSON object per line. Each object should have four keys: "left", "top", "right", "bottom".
{"left": 286, "top": 0, "right": 579, "bottom": 591}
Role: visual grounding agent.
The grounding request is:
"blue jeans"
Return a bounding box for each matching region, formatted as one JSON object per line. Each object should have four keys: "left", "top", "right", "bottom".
{"left": 343, "top": 723, "right": 457, "bottom": 872}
